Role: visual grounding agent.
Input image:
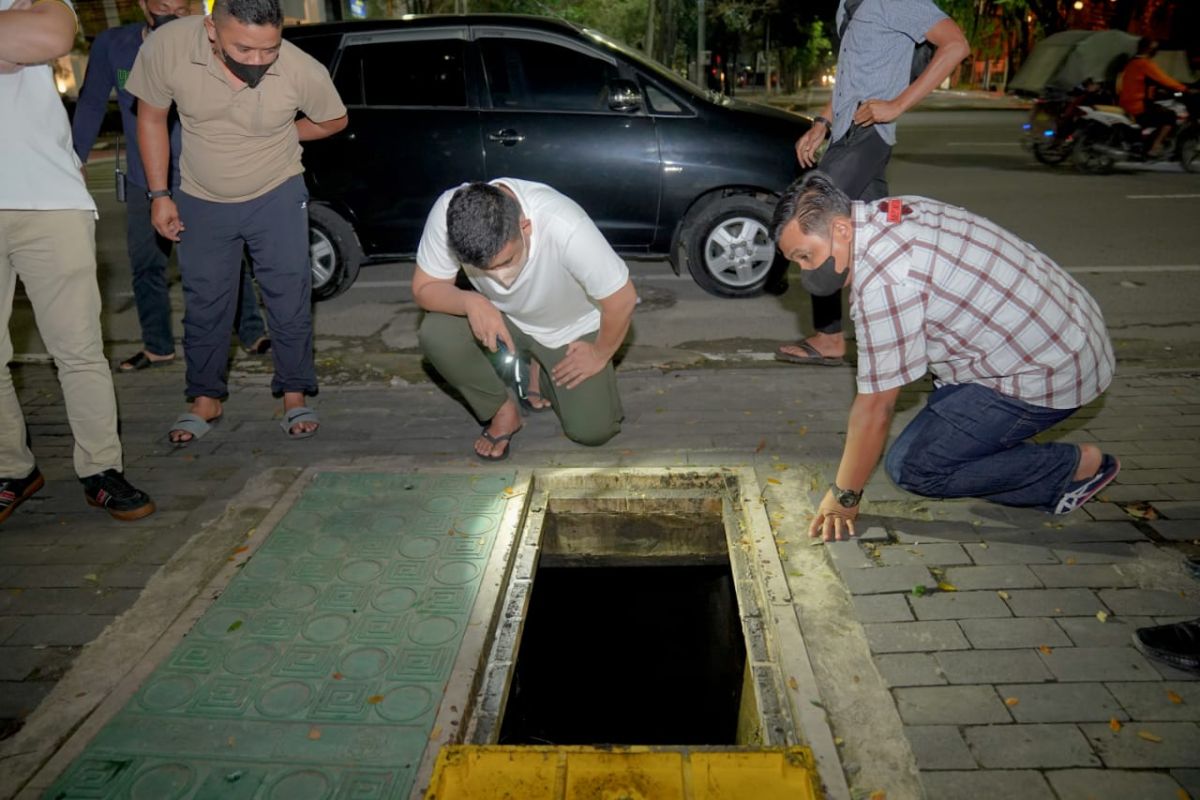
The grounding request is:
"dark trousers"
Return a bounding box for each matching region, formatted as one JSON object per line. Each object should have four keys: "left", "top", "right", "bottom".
{"left": 175, "top": 176, "right": 315, "bottom": 399}
{"left": 811, "top": 125, "right": 892, "bottom": 333}
{"left": 126, "top": 186, "right": 265, "bottom": 357}
{"left": 884, "top": 383, "right": 1080, "bottom": 512}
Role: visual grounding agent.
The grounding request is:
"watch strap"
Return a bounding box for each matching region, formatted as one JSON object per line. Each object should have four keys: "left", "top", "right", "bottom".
{"left": 146, "top": 189, "right": 172, "bottom": 200}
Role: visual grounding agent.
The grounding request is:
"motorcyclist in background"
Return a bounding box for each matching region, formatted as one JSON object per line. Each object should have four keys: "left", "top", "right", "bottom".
{"left": 1118, "top": 37, "right": 1189, "bottom": 159}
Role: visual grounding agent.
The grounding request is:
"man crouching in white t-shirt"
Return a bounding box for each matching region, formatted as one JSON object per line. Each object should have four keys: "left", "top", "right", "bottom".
{"left": 413, "top": 179, "right": 637, "bottom": 461}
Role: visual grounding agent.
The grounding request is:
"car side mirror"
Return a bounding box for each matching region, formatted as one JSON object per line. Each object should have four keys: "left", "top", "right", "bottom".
{"left": 607, "top": 80, "right": 643, "bottom": 113}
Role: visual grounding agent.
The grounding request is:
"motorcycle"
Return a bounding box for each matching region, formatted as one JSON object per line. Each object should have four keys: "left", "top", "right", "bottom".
{"left": 1071, "top": 89, "right": 1200, "bottom": 174}
{"left": 1022, "top": 84, "right": 1109, "bottom": 167}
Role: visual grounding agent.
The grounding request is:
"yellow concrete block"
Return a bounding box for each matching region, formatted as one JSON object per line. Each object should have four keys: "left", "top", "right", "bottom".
{"left": 425, "top": 746, "right": 823, "bottom": 800}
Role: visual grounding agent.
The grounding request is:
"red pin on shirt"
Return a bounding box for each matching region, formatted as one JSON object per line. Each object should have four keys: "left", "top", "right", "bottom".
{"left": 887, "top": 198, "right": 903, "bottom": 223}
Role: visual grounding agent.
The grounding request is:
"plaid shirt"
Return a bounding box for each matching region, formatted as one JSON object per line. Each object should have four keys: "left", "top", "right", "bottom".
{"left": 849, "top": 198, "right": 1114, "bottom": 409}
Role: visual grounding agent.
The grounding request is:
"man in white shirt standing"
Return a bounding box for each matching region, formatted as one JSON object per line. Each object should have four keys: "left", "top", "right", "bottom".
{"left": 0, "top": 0, "right": 155, "bottom": 523}
{"left": 414, "top": 180, "right": 637, "bottom": 460}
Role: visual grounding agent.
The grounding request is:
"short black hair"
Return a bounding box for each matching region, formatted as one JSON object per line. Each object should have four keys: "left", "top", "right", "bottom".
{"left": 212, "top": 0, "right": 283, "bottom": 27}
{"left": 770, "top": 170, "right": 851, "bottom": 242}
{"left": 446, "top": 183, "right": 522, "bottom": 269}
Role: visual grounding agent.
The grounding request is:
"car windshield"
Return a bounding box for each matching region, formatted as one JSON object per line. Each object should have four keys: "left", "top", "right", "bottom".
{"left": 579, "top": 26, "right": 729, "bottom": 107}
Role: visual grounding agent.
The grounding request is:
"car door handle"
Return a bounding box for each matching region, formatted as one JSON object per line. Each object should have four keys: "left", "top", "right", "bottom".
{"left": 487, "top": 129, "right": 526, "bottom": 146}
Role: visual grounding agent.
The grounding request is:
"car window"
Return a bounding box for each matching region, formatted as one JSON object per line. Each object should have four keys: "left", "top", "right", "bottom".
{"left": 480, "top": 37, "right": 619, "bottom": 112}
{"left": 643, "top": 83, "right": 685, "bottom": 114}
{"left": 334, "top": 39, "right": 468, "bottom": 107}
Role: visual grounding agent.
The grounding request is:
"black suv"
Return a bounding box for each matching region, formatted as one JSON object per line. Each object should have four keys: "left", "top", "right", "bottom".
{"left": 285, "top": 15, "right": 810, "bottom": 299}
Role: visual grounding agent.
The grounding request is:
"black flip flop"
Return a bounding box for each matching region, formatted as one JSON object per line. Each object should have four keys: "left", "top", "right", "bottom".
{"left": 774, "top": 341, "right": 845, "bottom": 366}
{"left": 117, "top": 351, "right": 175, "bottom": 372}
{"left": 518, "top": 391, "right": 552, "bottom": 415}
{"left": 476, "top": 427, "right": 519, "bottom": 462}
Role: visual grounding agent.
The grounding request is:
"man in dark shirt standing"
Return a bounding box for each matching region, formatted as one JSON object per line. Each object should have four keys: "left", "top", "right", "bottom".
{"left": 72, "top": 0, "right": 269, "bottom": 373}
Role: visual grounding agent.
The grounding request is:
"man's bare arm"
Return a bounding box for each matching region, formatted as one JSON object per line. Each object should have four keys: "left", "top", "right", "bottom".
{"left": 137, "top": 99, "right": 172, "bottom": 192}
{"left": 0, "top": 0, "right": 75, "bottom": 64}
{"left": 853, "top": 17, "right": 970, "bottom": 127}
{"left": 296, "top": 114, "right": 348, "bottom": 142}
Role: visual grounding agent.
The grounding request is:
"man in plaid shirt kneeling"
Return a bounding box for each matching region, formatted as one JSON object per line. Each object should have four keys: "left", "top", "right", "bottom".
{"left": 773, "top": 172, "right": 1118, "bottom": 542}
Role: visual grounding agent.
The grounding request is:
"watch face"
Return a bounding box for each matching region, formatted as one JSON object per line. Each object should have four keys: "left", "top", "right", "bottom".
{"left": 836, "top": 489, "right": 860, "bottom": 508}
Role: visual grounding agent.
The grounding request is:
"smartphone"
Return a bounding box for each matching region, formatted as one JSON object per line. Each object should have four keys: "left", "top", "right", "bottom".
{"left": 114, "top": 169, "right": 127, "bottom": 203}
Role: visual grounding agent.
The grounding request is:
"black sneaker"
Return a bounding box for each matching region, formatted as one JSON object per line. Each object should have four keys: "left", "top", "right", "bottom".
{"left": 0, "top": 467, "right": 45, "bottom": 525}
{"left": 1132, "top": 618, "right": 1200, "bottom": 674}
{"left": 80, "top": 469, "right": 156, "bottom": 521}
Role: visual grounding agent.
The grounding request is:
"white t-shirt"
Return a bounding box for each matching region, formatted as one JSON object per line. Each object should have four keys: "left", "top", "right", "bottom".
{"left": 0, "top": 0, "right": 96, "bottom": 212}
{"left": 416, "top": 178, "right": 629, "bottom": 349}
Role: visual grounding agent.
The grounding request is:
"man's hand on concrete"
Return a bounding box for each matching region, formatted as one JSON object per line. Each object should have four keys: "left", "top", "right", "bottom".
{"left": 794, "top": 125, "right": 826, "bottom": 168}
{"left": 465, "top": 293, "right": 513, "bottom": 353}
{"left": 551, "top": 340, "right": 605, "bottom": 390}
{"left": 853, "top": 98, "right": 902, "bottom": 127}
{"left": 150, "top": 197, "right": 185, "bottom": 242}
{"left": 808, "top": 488, "right": 859, "bottom": 542}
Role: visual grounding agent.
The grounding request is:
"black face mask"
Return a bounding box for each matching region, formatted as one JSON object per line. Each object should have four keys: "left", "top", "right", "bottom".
{"left": 220, "top": 50, "right": 273, "bottom": 88}
{"left": 149, "top": 13, "right": 179, "bottom": 28}
{"left": 798, "top": 254, "right": 848, "bottom": 297}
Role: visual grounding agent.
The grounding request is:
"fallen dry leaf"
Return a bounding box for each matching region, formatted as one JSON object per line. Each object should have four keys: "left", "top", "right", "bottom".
{"left": 755, "top": 438, "right": 767, "bottom": 453}
{"left": 1137, "top": 731, "right": 1163, "bottom": 743}
{"left": 367, "top": 695, "right": 384, "bottom": 705}
{"left": 787, "top": 677, "right": 799, "bottom": 691}
{"left": 767, "top": 478, "right": 782, "bottom": 485}
{"left": 233, "top": 546, "right": 249, "bottom": 554}
{"left": 978, "top": 542, "right": 989, "bottom": 549}
{"left": 1109, "top": 718, "right": 1122, "bottom": 732}
{"left": 869, "top": 792, "right": 886, "bottom": 800}
{"left": 937, "top": 581, "right": 958, "bottom": 592}
{"left": 1096, "top": 611, "right": 1109, "bottom": 623}
{"left": 834, "top": 737, "right": 844, "bottom": 746}
{"left": 997, "top": 591, "right": 1011, "bottom": 600}
{"left": 1038, "top": 645, "right": 1054, "bottom": 655}
{"left": 1167, "top": 690, "right": 1183, "bottom": 705}
{"left": 1065, "top": 557, "right": 1076, "bottom": 565}
{"left": 1004, "top": 697, "right": 1019, "bottom": 707}
{"left": 307, "top": 727, "right": 321, "bottom": 741}
{"left": 227, "top": 736, "right": 236, "bottom": 747}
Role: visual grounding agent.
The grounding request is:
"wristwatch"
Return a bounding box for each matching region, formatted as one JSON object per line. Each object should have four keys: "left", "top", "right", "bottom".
{"left": 146, "top": 188, "right": 172, "bottom": 200}
{"left": 812, "top": 115, "right": 832, "bottom": 138}
{"left": 831, "top": 483, "right": 862, "bottom": 508}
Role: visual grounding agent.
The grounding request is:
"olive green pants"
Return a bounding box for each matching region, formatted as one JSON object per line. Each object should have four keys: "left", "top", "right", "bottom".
{"left": 418, "top": 312, "right": 622, "bottom": 446}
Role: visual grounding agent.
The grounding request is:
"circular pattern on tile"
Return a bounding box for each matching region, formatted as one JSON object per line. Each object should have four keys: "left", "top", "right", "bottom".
{"left": 224, "top": 642, "right": 279, "bottom": 675}
{"left": 129, "top": 763, "right": 195, "bottom": 799}
{"left": 422, "top": 495, "right": 458, "bottom": 513}
{"left": 372, "top": 586, "right": 418, "bottom": 614}
{"left": 308, "top": 536, "right": 348, "bottom": 558}
{"left": 256, "top": 680, "right": 314, "bottom": 718}
{"left": 195, "top": 609, "right": 248, "bottom": 640}
{"left": 369, "top": 515, "right": 407, "bottom": 535}
{"left": 471, "top": 476, "right": 510, "bottom": 494}
{"left": 281, "top": 513, "right": 323, "bottom": 532}
{"left": 267, "top": 769, "right": 332, "bottom": 800}
{"left": 375, "top": 684, "right": 434, "bottom": 722}
{"left": 138, "top": 675, "right": 198, "bottom": 712}
{"left": 338, "top": 647, "right": 390, "bottom": 680}
{"left": 399, "top": 536, "right": 440, "bottom": 560}
{"left": 243, "top": 554, "right": 289, "bottom": 580}
{"left": 338, "top": 559, "right": 384, "bottom": 585}
{"left": 409, "top": 616, "right": 458, "bottom": 646}
{"left": 453, "top": 515, "right": 495, "bottom": 536}
{"left": 434, "top": 561, "right": 480, "bottom": 586}
{"left": 301, "top": 614, "right": 352, "bottom": 643}
{"left": 271, "top": 583, "right": 319, "bottom": 610}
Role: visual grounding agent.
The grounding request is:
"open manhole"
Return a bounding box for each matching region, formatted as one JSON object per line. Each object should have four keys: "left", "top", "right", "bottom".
{"left": 420, "top": 468, "right": 842, "bottom": 798}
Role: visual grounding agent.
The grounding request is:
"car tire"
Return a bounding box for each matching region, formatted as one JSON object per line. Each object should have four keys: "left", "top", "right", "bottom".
{"left": 309, "top": 203, "right": 363, "bottom": 301}
{"left": 681, "top": 194, "right": 787, "bottom": 298}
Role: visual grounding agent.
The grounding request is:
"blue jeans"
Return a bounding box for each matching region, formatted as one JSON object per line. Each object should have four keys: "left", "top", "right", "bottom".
{"left": 884, "top": 383, "right": 1081, "bottom": 512}
{"left": 126, "top": 186, "right": 265, "bottom": 357}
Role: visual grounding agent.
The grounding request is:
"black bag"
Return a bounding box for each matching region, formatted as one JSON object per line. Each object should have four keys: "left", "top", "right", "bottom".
{"left": 839, "top": 0, "right": 936, "bottom": 84}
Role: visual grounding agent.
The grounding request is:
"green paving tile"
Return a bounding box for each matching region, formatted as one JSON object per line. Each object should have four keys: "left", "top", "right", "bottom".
{"left": 46, "top": 472, "right": 513, "bottom": 800}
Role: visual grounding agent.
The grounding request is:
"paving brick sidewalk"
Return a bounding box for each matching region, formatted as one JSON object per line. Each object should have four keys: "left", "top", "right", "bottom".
{"left": 1, "top": 360, "right": 1198, "bottom": 798}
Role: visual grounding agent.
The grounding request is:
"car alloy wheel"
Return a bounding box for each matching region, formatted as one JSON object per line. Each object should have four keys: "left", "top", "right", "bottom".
{"left": 310, "top": 227, "right": 337, "bottom": 292}
{"left": 703, "top": 215, "right": 775, "bottom": 289}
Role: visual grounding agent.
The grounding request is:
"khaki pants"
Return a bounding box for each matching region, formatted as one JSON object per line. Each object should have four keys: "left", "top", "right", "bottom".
{"left": 0, "top": 210, "right": 123, "bottom": 479}
{"left": 418, "top": 312, "right": 622, "bottom": 447}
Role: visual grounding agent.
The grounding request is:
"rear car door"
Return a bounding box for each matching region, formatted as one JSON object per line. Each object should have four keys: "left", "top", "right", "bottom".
{"left": 311, "top": 27, "right": 484, "bottom": 255}
{"left": 474, "top": 29, "right": 661, "bottom": 249}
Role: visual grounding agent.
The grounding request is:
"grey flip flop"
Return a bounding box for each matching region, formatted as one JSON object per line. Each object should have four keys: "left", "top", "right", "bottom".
{"left": 774, "top": 340, "right": 845, "bottom": 366}
{"left": 280, "top": 406, "right": 320, "bottom": 439}
{"left": 168, "top": 412, "right": 220, "bottom": 445}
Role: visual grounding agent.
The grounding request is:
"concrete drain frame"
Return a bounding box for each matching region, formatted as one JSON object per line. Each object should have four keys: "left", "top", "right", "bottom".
{"left": 424, "top": 466, "right": 848, "bottom": 800}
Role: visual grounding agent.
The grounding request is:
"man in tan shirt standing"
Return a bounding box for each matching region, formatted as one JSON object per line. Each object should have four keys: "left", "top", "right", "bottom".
{"left": 126, "top": 0, "right": 347, "bottom": 443}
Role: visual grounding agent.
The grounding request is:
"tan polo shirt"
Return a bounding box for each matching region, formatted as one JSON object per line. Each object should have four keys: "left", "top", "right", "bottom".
{"left": 125, "top": 15, "right": 346, "bottom": 203}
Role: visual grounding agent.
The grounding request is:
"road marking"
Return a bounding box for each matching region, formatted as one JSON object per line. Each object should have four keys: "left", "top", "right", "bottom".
{"left": 945, "top": 141, "right": 1022, "bottom": 146}
{"left": 1126, "top": 193, "right": 1200, "bottom": 200}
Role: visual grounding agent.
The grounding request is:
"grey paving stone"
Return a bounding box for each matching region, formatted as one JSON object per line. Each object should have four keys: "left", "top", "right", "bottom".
{"left": 877, "top": 543, "right": 971, "bottom": 567}
{"left": 0, "top": 681, "right": 53, "bottom": 718}
{"left": 996, "top": 683, "right": 1128, "bottom": 723}
{"left": 1005, "top": 589, "right": 1107, "bottom": 617}
{"left": 1173, "top": 769, "right": 1200, "bottom": 800}
{"left": 0, "top": 588, "right": 141, "bottom": 616}
{"left": 910, "top": 591, "right": 1012, "bottom": 620}
{"left": 1147, "top": 520, "right": 1200, "bottom": 542}
{"left": 840, "top": 564, "right": 933, "bottom": 595}
{"left": 894, "top": 685, "right": 1012, "bottom": 725}
{"left": 1098, "top": 589, "right": 1200, "bottom": 617}
{"left": 0, "top": 647, "right": 50, "bottom": 681}
{"left": 1047, "top": 769, "right": 1191, "bottom": 800}
{"left": 2, "top": 565, "right": 106, "bottom": 588}
{"left": 943, "top": 565, "right": 1043, "bottom": 590}
{"left": 1037, "top": 523, "right": 1149, "bottom": 544}
{"left": 891, "top": 523, "right": 983, "bottom": 545}
{"left": 6, "top": 615, "right": 115, "bottom": 647}
{"left": 851, "top": 594, "right": 913, "bottom": 623}
{"left": 826, "top": 541, "right": 873, "bottom": 571}
{"left": 935, "top": 649, "right": 1053, "bottom": 684}
{"left": 1029, "top": 564, "right": 1136, "bottom": 588}
{"left": 0, "top": 617, "right": 22, "bottom": 644}
{"left": 959, "top": 617, "right": 1071, "bottom": 649}
{"left": 1154, "top": 502, "right": 1200, "bottom": 520}
{"left": 1165, "top": 484, "right": 1200, "bottom": 501}
{"left": 1040, "top": 646, "right": 1161, "bottom": 682}
{"left": 1056, "top": 615, "right": 1156, "bottom": 647}
{"left": 1149, "top": 661, "right": 1200, "bottom": 683}
{"left": 857, "top": 526, "right": 890, "bottom": 543}
{"left": 863, "top": 621, "right": 969, "bottom": 654}
{"left": 963, "top": 723, "right": 1100, "bottom": 768}
{"left": 1106, "top": 682, "right": 1200, "bottom": 721}
{"left": 921, "top": 770, "right": 1055, "bottom": 800}
{"left": 1050, "top": 542, "right": 1148, "bottom": 564}
{"left": 963, "top": 541, "right": 1059, "bottom": 565}
{"left": 904, "top": 725, "right": 976, "bottom": 770}
{"left": 1082, "top": 722, "right": 1200, "bottom": 767}
{"left": 874, "top": 653, "right": 946, "bottom": 687}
